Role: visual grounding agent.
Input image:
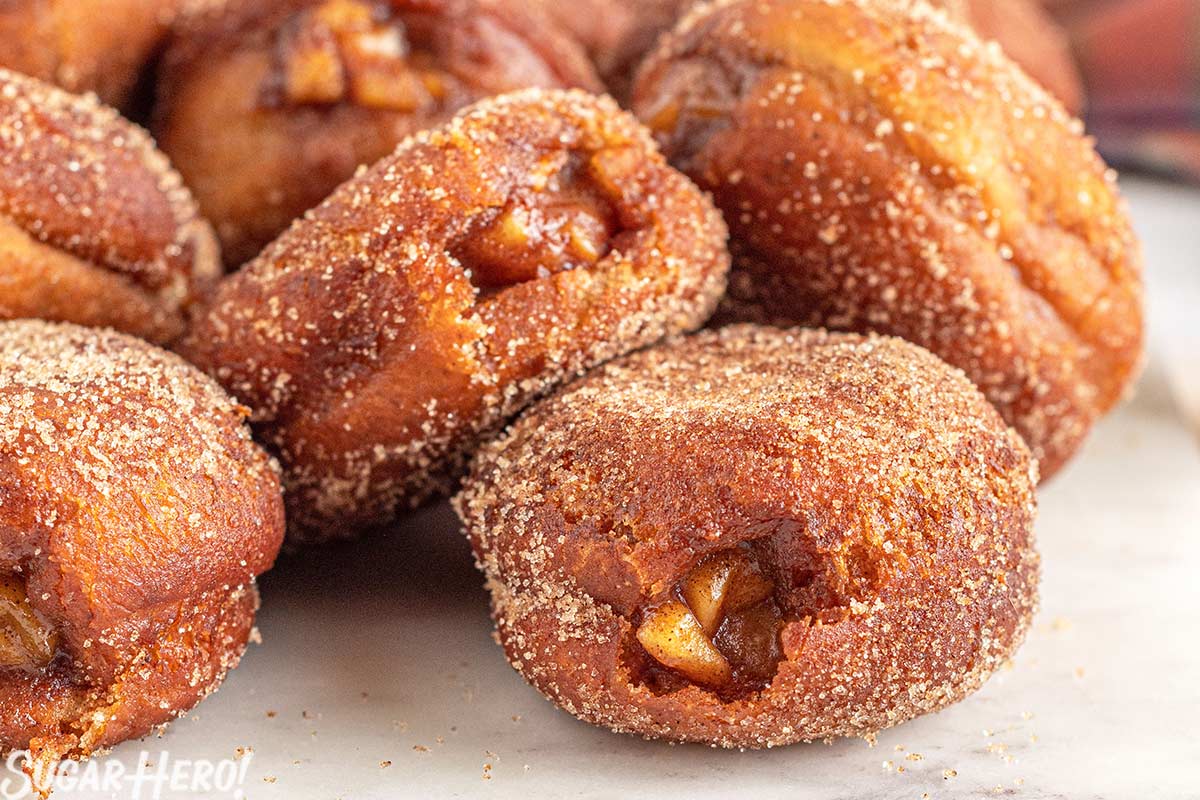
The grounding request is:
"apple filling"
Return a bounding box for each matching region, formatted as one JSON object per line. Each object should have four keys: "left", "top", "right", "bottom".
{"left": 272, "top": 0, "right": 457, "bottom": 111}
{"left": 0, "top": 574, "right": 58, "bottom": 672}
{"left": 455, "top": 154, "right": 618, "bottom": 289}
{"left": 634, "top": 549, "right": 783, "bottom": 696}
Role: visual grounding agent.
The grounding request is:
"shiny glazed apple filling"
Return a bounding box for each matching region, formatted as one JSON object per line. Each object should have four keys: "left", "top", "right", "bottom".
{"left": 0, "top": 574, "right": 58, "bottom": 672}
{"left": 271, "top": 0, "right": 458, "bottom": 110}
{"left": 455, "top": 153, "right": 618, "bottom": 289}
{"left": 634, "top": 548, "right": 783, "bottom": 698}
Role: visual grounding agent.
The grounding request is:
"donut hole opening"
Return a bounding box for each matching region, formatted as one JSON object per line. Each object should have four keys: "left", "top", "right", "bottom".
{"left": 628, "top": 545, "right": 786, "bottom": 701}
{"left": 453, "top": 151, "right": 622, "bottom": 292}
{"left": 0, "top": 573, "right": 58, "bottom": 673}
{"left": 267, "top": 0, "right": 468, "bottom": 111}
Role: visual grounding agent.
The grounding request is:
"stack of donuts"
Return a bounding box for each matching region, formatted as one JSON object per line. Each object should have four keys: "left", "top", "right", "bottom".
{"left": 0, "top": 0, "right": 1142, "bottom": 783}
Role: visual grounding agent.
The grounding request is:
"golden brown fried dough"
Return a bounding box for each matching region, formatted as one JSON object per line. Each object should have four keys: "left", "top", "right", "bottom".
{"left": 155, "top": 0, "right": 603, "bottom": 267}
{"left": 632, "top": 0, "right": 1143, "bottom": 479}
{"left": 0, "top": 0, "right": 185, "bottom": 109}
{"left": 456, "top": 325, "right": 1039, "bottom": 747}
{"left": 0, "top": 320, "right": 284, "bottom": 778}
{"left": 178, "top": 88, "right": 730, "bottom": 542}
{"left": 0, "top": 68, "right": 220, "bottom": 344}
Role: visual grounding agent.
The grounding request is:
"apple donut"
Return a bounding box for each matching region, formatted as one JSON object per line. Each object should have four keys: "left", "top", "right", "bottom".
{"left": 0, "top": 320, "right": 284, "bottom": 779}
{"left": 456, "top": 325, "right": 1039, "bottom": 746}
{"left": 178, "top": 89, "right": 730, "bottom": 542}
{"left": 631, "top": 0, "right": 1143, "bottom": 479}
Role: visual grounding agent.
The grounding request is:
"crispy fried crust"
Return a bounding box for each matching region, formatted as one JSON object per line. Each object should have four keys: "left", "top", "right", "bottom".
{"left": 0, "top": 320, "right": 284, "bottom": 762}
{"left": 0, "top": 0, "right": 186, "bottom": 109}
{"left": 456, "top": 325, "right": 1039, "bottom": 747}
{"left": 0, "top": 69, "right": 220, "bottom": 344}
{"left": 178, "top": 88, "right": 730, "bottom": 542}
{"left": 631, "top": 0, "right": 1143, "bottom": 479}
{"left": 154, "top": 0, "right": 603, "bottom": 267}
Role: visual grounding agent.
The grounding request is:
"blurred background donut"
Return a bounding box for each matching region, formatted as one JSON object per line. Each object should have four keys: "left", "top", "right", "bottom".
{"left": 528, "top": 0, "right": 1083, "bottom": 112}
{"left": 0, "top": 0, "right": 186, "bottom": 110}
{"left": 526, "top": 0, "right": 694, "bottom": 103}
{"left": 154, "top": 0, "right": 603, "bottom": 268}
{"left": 0, "top": 68, "right": 219, "bottom": 345}
{"left": 930, "top": 0, "right": 1085, "bottom": 113}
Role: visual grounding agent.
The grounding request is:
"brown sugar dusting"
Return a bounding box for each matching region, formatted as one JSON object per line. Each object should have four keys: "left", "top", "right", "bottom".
{"left": 179, "top": 87, "right": 729, "bottom": 542}
{"left": 0, "top": 320, "right": 283, "bottom": 776}
{"left": 0, "top": 68, "right": 219, "bottom": 343}
{"left": 456, "top": 325, "right": 1039, "bottom": 747}
{"left": 631, "top": 0, "right": 1144, "bottom": 480}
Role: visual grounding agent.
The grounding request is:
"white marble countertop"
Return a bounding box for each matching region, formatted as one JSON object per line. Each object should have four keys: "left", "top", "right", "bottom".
{"left": 14, "top": 178, "right": 1199, "bottom": 800}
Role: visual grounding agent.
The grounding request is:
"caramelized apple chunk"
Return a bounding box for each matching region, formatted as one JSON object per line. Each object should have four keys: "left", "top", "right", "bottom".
{"left": 280, "top": 21, "right": 347, "bottom": 104}
{"left": 681, "top": 550, "right": 774, "bottom": 635}
{"left": 636, "top": 548, "right": 783, "bottom": 694}
{"left": 0, "top": 574, "right": 58, "bottom": 671}
{"left": 635, "top": 600, "right": 732, "bottom": 687}
{"left": 456, "top": 156, "right": 618, "bottom": 289}
{"left": 679, "top": 555, "right": 737, "bottom": 636}
{"left": 275, "top": 0, "right": 452, "bottom": 111}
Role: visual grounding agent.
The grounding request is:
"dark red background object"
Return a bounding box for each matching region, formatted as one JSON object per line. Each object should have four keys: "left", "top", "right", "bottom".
{"left": 1053, "top": 0, "right": 1200, "bottom": 182}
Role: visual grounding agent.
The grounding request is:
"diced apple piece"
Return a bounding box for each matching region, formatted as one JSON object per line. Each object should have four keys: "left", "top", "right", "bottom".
{"left": 551, "top": 200, "right": 611, "bottom": 266}
{"left": 680, "top": 554, "right": 737, "bottom": 636}
{"left": 682, "top": 550, "right": 775, "bottom": 634}
{"left": 281, "top": 29, "right": 347, "bottom": 104}
{"left": 313, "top": 0, "right": 375, "bottom": 30}
{"left": 0, "top": 575, "right": 57, "bottom": 671}
{"left": 636, "top": 600, "right": 731, "bottom": 687}
{"left": 724, "top": 561, "right": 775, "bottom": 612}
{"left": 418, "top": 70, "right": 449, "bottom": 102}
{"left": 349, "top": 65, "right": 430, "bottom": 111}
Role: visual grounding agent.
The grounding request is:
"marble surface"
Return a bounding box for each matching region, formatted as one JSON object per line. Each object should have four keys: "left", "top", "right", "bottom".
{"left": 15, "top": 179, "right": 1200, "bottom": 799}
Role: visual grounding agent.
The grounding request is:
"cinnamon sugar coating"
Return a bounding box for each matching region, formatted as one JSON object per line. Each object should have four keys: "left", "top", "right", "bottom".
{"left": 456, "top": 325, "right": 1039, "bottom": 747}
{"left": 154, "top": 0, "right": 603, "bottom": 267}
{"left": 0, "top": 69, "right": 220, "bottom": 344}
{"left": 934, "top": 0, "right": 1084, "bottom": 113}
{"left": 0, "top": 0, "right": 186, "bottom": 109}
{"left": 631, "top": 0, "right": 1143, "bottom": 480}
{"left": 0, "top": 320, "right": 284, "bottom": 770}
{"left": 178, "top": 88, "right": 730, "bottom": 542}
